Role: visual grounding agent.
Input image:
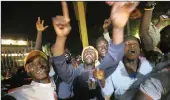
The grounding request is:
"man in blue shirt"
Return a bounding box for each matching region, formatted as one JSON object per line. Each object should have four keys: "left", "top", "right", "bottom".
{"left": 51, "top": 1, "right": 138, "bottom": 100}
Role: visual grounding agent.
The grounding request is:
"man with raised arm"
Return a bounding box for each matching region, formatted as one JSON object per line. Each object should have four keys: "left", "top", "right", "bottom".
{"left": 35, "top": 17, "right": 48, "bottom": 50}
{"left": 51, "top": 1, "right": 138, "bottom": 100}
{"left": 2, "top": 50, "right": 58, "bottom": 100}
{"left": 34, "top": 16, "right": 75, "bottom": 99}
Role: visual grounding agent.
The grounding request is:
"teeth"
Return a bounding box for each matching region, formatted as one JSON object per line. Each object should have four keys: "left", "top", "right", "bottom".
{"left": 129, "top": 50, "right": 136, "bottom": 54}
{"left": 36, "top": 69, "right": 45, "bottom": 74}
{"left": 86, "top": 55, "right": 92, "bottom": 59}
{"left": 101, "top": 49, "right": 106, "bottom": 52}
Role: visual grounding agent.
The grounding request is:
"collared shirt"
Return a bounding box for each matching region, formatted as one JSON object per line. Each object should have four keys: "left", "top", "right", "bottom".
{"left": 103, "top": 32, "right": 111, "bottom": 42}
{"left": 102, "top": 56, "right": 153, "bottom": 99}
{"left": 8, "top": 78, "right": 57, "bottom": 100}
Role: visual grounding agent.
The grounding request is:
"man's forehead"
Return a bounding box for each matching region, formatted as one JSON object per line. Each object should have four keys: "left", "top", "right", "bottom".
{"left": 85, "top": 48, "right": 95, "bottom": 51}
{"left": 29, "top": 56, "right": 46, "bottom": 62}
{"left": 125, "top": 39, "right": 139, "bottom": 43}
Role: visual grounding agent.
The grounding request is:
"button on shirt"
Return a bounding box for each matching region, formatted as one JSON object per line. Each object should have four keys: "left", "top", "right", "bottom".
{"left": 102, "top": 56, "right": 153, "bottom": 99}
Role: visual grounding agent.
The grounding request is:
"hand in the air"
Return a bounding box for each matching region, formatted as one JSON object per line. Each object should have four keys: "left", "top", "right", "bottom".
{"left": 159, "top": 15, "right": 170, "bottom": 22}
{"left": 106, "top": 1, "right": 139, "bottom": 28}
{"left": 52, "top": 1, "right": 71, "bottom": 37}
{"left": 103, "top": 19, "right": 111, "bottom": 31}
{"left": 130, "top": 8, "right": 142, "bottom": 19}
{"left": 36, "top": 17, "right": 48, "bottom": 32}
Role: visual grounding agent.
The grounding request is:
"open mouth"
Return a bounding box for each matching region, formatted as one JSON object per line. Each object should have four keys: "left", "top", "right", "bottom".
{"left": 128, "top": 50, "right": 136, "bottom": 55}
{"left": 86, "top": 55, "right": 92, "bottom": 59}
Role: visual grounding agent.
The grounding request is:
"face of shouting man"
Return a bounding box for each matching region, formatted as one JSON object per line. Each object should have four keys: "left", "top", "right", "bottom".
{"left": 124, "top": 38, "right": 140, "bottom": 60}
{"left": 82, "top": 47, "right": 97, "bottom": 65}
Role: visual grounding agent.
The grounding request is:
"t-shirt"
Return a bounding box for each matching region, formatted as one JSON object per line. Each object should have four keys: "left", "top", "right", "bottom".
{"left": 8, "top": 79, "right": 57, "bottom": 100}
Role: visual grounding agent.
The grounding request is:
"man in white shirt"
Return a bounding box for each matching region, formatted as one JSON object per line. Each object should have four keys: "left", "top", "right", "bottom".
{"left": 5, "top": 50, "right": 58, "bottom": 100}
{"left": 101, "top": 36, "right": 153, "bottom": 99}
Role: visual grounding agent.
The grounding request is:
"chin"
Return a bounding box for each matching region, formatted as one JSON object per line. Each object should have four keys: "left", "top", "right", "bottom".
{"left": 101, "top": 54, "right": 105, "bottom": 57}
{"left": 84, "top": 61, "right": 93, "bottom": 65}
{"left": 128, "top": 57, "right": 137, "bottom": 60}
{"left": 36, "top": 74, "right": 48, "bottom": 80}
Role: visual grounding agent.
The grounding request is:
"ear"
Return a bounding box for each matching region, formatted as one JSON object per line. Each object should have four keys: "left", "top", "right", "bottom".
{"left": 25, "top": 65, "right": 29, "bottom": 73}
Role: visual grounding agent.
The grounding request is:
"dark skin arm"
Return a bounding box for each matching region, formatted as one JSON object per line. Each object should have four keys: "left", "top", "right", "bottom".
{"left": 35, "top": 17, "right": 48, "bottom": 50}
{"left": 139, "top": 8, "right": 153, "bottom": 51}
{"left": 53, "top": 1, "right": 71, "bottom": 56}
{"left": 155, "top": 16, "right": 170, "bottom": 30}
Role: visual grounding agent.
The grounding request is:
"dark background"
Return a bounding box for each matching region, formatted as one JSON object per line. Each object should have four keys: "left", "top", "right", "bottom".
{"left": 1, "top": 1, "right": 170, "bottom": 55}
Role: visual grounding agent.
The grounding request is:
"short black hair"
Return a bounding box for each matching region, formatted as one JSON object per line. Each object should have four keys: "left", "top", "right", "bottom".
{"left": 160, "top": 25, "right": 170, "bottom": 36}
{"left": 160, "top": 25, "right": 170, "bottom": 53}
{"left": 96, "top": 37, "right": 108, "bottom": 47}
{"left": 124, "top": 36, "right": 141, "bottom": 48}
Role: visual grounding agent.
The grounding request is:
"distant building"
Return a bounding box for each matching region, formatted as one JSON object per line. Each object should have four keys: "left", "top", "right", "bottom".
{"left": 1, "top": 39, "right": 35, "bottom": 67}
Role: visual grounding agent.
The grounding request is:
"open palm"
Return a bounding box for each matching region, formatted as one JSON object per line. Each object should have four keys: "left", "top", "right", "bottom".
{"left": 107, "top": 2, "right": 139, "bottom": 28}
{"left": 36, "top": 17, "right": 48, "bottom": 32}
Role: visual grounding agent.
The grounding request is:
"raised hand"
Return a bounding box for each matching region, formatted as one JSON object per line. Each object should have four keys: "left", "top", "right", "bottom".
{"left": 103, "top": 19, "right": 111, "bottom": 32}
{"left": 106, "top": 1, "right": 139, "bottom": 28}
{"left": 130, "top": 8, "right": 142, "bottom": 19}
{"left": 52, "top": 1, "right": 71, "bottom": 37}
{"left": 36, "top": 17, "right": 48, "bottom": 32}
{"left": 159, "top": 15, "right": 170, "bottom": 22}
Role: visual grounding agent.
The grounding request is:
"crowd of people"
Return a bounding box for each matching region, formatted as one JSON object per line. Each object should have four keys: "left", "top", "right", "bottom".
{"left": 1, "top": 1, "right": 170, "bottom": 100}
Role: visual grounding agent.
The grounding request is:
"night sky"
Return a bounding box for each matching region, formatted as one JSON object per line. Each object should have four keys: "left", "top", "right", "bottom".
{"left": 1, "top": 1, "right": 170, "bottom": 54}
{"left": 2, "top": 1, "right": 111, "bottom": 54}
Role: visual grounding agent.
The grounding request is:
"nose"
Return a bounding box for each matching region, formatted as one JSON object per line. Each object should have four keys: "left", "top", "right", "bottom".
{"left": 37, "top": 64, "right": 42, "bottom": 68}
{"left": 101, "top": 46, "right": 106, "bottom": 50}
{"left": 130, "top": 44, "right": 135, "bottom": 48}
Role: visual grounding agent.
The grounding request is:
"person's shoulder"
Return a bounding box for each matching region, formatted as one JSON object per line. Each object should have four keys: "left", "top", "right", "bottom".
{"left": 8, "top": 84, "right": 32, "bottom": 94}
{"left": 139, "top": 56, "right": 153, "bottom": 74}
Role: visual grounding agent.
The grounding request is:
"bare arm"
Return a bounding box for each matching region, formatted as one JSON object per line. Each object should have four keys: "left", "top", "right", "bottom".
{"left": 53, "top": 2, "right": 71, "bottom": 56}
{"left": 52, "top": 1, "right": 76, "bottom": 84}
{"left": 139, "top": 10, "right": 153, "bottom": 37}
{"left": 35, "top": 31, "right": 42, "bottom": 50}
{"left": 155, "top": 16, "right": 170, "bottom": 30}
{"left": 35, "top": 17, "right": 48, "bottom": 50}
{"left": 155, "top": 17, "right": 164, "bottom": 30}
{"left": 139, "top": 2, "right": 158, "bottom": 51}
{"left": 139, "top": 6, "right": 154, "bottom": 51}
{"left": 103, "top": 19, "right": 111, "bottom": 42}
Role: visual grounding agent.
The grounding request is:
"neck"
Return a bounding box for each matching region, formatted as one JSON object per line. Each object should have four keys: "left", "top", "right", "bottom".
{"left": 99, "top": 56, "right": 104, "bottom": 61}
{"left": 123, "top": 57, "right": 139, "bottom": 74}
{"left": 84, "top": 64, "right": 95, "bottom": 70}
{"left": 34, "top": 77, "right": 51, "bottom": 84}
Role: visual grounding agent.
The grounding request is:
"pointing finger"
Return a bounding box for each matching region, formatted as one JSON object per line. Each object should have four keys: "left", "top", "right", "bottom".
{"left": 38, "top": 17, "right": 40, "bottom": 21}
{"left": 61, "top": 1, "right": 70, "bottom": 22}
